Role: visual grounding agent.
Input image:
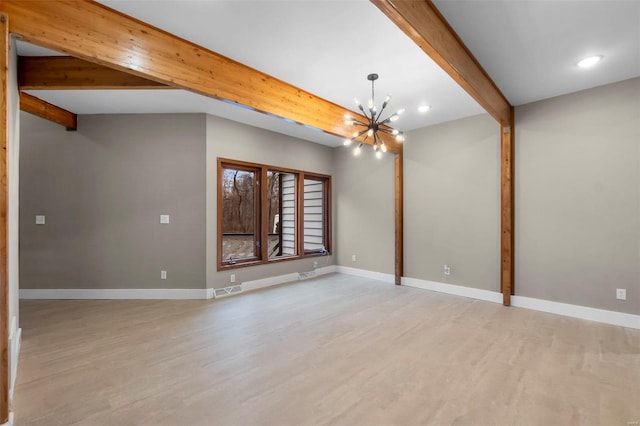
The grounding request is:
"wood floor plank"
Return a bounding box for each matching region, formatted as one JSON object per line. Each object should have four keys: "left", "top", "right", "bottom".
{"left": 14, "top": 274, "right": 640, "bottom": 425}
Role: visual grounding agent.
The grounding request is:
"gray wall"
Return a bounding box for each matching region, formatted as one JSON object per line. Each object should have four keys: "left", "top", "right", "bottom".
{"left": 20, "top": 113, "right": 207, "bottom": 289}
{"left": 515, "top": 77, "right": 639, "bottom": 314}
{"left": 205, "top": 115, "right": 335, "bottom": 289}
{"left": 18, "top": 78, "right": 639, "bottom": 315}
{"left": 333, "top": 146, "right": 395, "bottom": 274}
{"left": 405, "top": 113, "right": 501, "bottom": 291}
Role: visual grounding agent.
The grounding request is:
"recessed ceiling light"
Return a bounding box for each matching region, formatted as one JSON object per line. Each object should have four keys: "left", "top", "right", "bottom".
{"left": 418, "top": 105, "right": 431, "bottom": 113}
{"left": 577, "top": 55, "right": 603, "bottom": 68}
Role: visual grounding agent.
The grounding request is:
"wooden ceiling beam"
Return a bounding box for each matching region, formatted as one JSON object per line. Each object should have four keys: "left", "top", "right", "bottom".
{"left": 20, "top": 92, "right": 77, "bottom": 130}
{"left": 18, "top": 56, "right": 169, "bottom": 90}
{"left": 372, "top": 0, "right": 515, "bottom": 304}
{"left": 0, "top": 0, "right": 400, "bottom": 152}
{"left": 371, "top": 0, "right": 512, "bottom": 127}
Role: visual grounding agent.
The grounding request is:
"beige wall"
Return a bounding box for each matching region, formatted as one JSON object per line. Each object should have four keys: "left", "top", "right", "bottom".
{"left": 515, "top": 77, "right": 640, "bottom": 314}
{"left": 19, "top": 113, "right": 207, "bottom": 289}
{"left": 205, "top": 115, "right": 335, "bottom": 289}
{"left": 333, "top": 146, "right": 395, "bottom": 274}
{"left": 405, "top": 113, "right": 501, "bottom": 291}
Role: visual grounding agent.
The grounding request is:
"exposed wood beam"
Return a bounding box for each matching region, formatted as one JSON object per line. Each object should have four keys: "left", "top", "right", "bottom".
{"left": 501, "top": 115, "right": 515, "bottom": 306}
{"left": 395, "top": 149, "right": 404, "bottom": 285}
{"left": 374, "top": 0, "right": 516, "bottom": 301}
{"left": 371, "top": 0, "right": 512, "bottom": 127}
{"left": 0, "top": 13, "right": 9, "bottom": 423}
{"left": 18, "top": 56, "right": 169, "bottom": 90}
{"left": 0, "top": 0, "right": 400, "bottom": 152}
{"left": 20, "top": 92, "right": 77, "bottom": 130}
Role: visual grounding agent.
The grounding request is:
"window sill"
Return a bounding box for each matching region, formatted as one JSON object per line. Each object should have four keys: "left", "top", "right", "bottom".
{"left": 217, "top": 252, "right": 330, "bottom": 272}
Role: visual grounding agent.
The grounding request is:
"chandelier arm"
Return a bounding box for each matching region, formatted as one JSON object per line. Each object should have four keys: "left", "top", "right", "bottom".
{"left": 357, "top": 104, "right": 370, "bottom": 120}
{"left": 354, "top": 128, "right": 369, "bottom": 139}
{"left": 378, "top": 127, "right": 403, "bottom": 140}
{"left": 374, "top": 103, "right": 388, "bottom": 123}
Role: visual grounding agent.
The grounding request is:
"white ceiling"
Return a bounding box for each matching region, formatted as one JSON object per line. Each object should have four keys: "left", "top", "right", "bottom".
{"left": 18, "top": 0, "right": 640, "bottom": 146}
{"left": 434, "top": 0, "right": 640, "bottom": 106}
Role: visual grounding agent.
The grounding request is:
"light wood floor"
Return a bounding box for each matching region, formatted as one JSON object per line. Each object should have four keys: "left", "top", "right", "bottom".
{"left": 14, "top": 274, "right": 640, "bottom": 425}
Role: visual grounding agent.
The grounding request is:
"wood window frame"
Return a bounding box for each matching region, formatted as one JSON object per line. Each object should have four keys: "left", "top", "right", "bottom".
{"left": 217, "top": 158, "right": 331, "bottom": 271}
{"left": 217, "top": 160, "right": 262, "bottom": 268}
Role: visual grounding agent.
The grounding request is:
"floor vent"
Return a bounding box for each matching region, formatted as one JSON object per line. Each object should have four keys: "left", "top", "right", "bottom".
{"left": 214, "top": 285, "right": 243, "bottom": 298}
{"left": 299, "top": 271, "right": 317, "bottom": 280}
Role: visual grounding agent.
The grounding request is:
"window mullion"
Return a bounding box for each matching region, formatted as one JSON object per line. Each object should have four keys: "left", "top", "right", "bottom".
{"left": 297, "top": 172, "right": 305, "bottom": 258}
{"left": 278, "top": 173, "right": 284, "bottom": 257}
{"left": 324, "top": 177, "right": 332, "bottom": 254}
{"left": 259, "top": 166, "right": 267, "bottom": 262}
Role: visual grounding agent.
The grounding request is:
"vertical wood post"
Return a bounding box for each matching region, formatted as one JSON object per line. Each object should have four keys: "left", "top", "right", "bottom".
{"left": 395, "top": 149, "right": 404, "bottom": 285}
{"left": 0, "top": 12, "right": 9, "bottom": 422}
{"left": 500, "top": 108, "right": 515, "bottom": 305}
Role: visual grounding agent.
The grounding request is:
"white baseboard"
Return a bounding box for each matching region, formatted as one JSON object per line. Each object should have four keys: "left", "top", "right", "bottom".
{"left": 401, "top": 275, "right": 639, "bottom": 330}
{"left": 241, "top": 265, "right": 337, "bottom": 293}
{"left": 242, "top": 272, "right": 299, "bottom": 293}
{"left": 511, "top": 295, "right": 640, "bottom": 330}
{"left": 8, "top": 315, "right": 21, "bottom": 402}
{"left": 335, "top": 266, "right": 395, "bottom": 284}
{"left": 402, "top": 276, "right": 503, "bottom": 304}
{"left": 18, "top": 267, "right": 339, "bottom": 301}
{"left": 2, "top": 411, "right": 13, "bottom": 426}
{"left": 19, "top": 288, "right": 210, "bottom": 300}
{"left": 206, "top": 287, "right": 215, "bottom": 299}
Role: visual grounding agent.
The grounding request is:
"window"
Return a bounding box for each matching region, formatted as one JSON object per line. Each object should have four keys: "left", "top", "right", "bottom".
{"left": 303, "top": 176, "right": 330, "bottom": 254}
{"left": 267, "top": 171, "right": 297, "bottom": 259}
{"left": 220, "top": 164, "right": 260, "bottom": 263}
{"left": 218, "top": 159, "right": 331, "bottom": 270}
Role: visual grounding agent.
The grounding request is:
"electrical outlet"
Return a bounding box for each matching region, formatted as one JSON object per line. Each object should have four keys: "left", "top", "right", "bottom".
{"left": 616, "top": 288, "right": 626, "bottom": 300}
{"left": 444, "top": 265, "right": 451, "bottom": 276}
{"left": 230, "top": 274, "right": 236, "bottom": 283}
{"left": 160, "top": 270, "right": 167, "bottom": 280}
{"left": 352, "top": 255, "right": 357, "bottom": 262}
{"left": 313, "top": 261, "right": 318, "bottom": 269}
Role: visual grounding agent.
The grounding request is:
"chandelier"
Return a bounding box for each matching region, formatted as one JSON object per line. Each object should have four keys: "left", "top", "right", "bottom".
{"left": 343, "top": 73, "right": 405, "bottom": 158}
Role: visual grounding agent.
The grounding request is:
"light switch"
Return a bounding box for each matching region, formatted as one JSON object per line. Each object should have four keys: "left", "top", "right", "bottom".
{"left": 35, "top": 215, "right": 46, "bottom": 225}
{"left": 160, "top": 214, "right": 170, "bottom": 224}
